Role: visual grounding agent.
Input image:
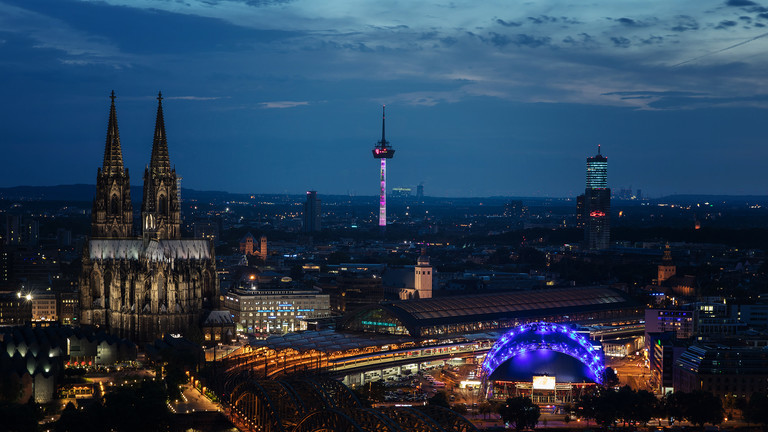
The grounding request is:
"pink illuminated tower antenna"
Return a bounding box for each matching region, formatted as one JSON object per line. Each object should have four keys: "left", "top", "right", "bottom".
{"left": 372, "top": 105, "right": 395, "bottom": 228}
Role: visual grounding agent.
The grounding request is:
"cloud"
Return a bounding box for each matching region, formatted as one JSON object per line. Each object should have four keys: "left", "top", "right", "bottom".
{"left": 259, "top": 101, "right": 309, "bottom": 109}
{"left": 726, "top": 0, "right": 757, "bottom": 6}
{"left": 482, "top": 32, "right": 551, "bottom": 48}
{"left": 617, "top": 17, "right": 639, "bottom": 26}
{"left": 716, "top": 20, "right": 739, "bottom": 29}
{"left": 0, "top": 3, "right": 130, "bottom": 66}
{"left": 611, "top": 36, "right": 631, "bottom": 47}
{"left": 670, "top": 15, "right": 700, "bottom": 32}
{"left": 496, "top": 18, "right": 521, "bottom": 27}
{"left": 527, "top": 15, "right": 558, "bottom": 25}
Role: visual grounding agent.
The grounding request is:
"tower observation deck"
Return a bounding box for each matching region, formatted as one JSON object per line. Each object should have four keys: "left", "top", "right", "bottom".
{"left": 373, "top": 106, "right": 395, "bottom": 227}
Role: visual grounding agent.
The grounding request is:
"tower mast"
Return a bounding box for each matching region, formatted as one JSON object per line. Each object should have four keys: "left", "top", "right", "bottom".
{"left": 372, "top": 106, "right": 395, "bottom": 228}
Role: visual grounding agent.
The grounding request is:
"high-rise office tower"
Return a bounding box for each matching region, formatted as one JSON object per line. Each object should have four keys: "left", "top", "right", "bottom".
{"left": 372, "top": 106, "right": 394, "bottom": 228}
{"left": 584, "top": 145, "right": 610, "bottom": 250}
{"left": 303, "top": 191, "right": 321, "bottom": 232}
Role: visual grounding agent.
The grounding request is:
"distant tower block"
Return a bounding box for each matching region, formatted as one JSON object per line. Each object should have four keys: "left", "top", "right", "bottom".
{"left": 372, "top": 106, "right": 395, "bottom": 227}
{"left": 303, "top": 191, "right": 321, "bottom": 232}
{"left": 657, "top": 244, "right": 676, "bottom": 286}
{"left": 414, "top": 248, "right": 432, "bottom": 299}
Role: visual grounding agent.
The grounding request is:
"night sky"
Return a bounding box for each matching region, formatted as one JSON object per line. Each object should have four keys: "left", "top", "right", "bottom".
{"left": 2, "top": 0, "right": 768, "bottom": 198}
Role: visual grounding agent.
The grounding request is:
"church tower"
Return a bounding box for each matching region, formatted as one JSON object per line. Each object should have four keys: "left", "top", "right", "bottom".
{"left": 414, "top": 248, "right": 433, "bottom": 299}
{"left": 657, "top": 244, "right": 676, "bottom": 286}
{"left": 91, "top": 91, "right": 133, "bottom": 238}
{"left": 141, "top": 92, "right": 181, "bottom": 240}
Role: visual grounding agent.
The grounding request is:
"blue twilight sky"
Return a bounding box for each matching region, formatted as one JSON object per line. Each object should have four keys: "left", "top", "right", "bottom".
{"left": 2, "top": 0, "right": 768, "bottom": 198}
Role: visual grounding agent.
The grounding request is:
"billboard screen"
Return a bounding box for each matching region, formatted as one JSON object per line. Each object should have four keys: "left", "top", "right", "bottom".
{"left": 532, "top": 375, "right": 556, "bottom": 390}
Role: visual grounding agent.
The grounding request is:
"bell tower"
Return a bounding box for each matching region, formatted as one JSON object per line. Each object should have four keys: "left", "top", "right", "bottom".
{"left": 141, "top": 92, "right": 181, "bottom": 240}
{"left": 414, "top": 248, "right": 433, "bottom": 299}
{"left": 91, "top": 91, "right": 133, "bottom": 238}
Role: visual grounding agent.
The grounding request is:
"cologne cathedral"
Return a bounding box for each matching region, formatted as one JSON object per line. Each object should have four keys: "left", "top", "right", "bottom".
{"left": 79, "top": 92, "right": 217, "bottom": 343}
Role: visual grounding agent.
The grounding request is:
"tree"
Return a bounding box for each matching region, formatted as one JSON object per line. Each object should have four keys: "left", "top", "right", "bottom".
{"left": 452, "top": 403, "right": 468, "bottom": 415}
{"left": 0, "top": 374, "right": 21, "bottom": 403}
{"left": 603, "top": 367, "right": 620, "bottom": 388}
{"left": 684, "top": 391, "right": 724, "bottom": 427}
{"left": 742, "top": 392, "right": 768, "bottom": 428}
{"left": 428, "top": 391, "right": 451, "bottom": 408}
{"left": 358, "top": 381, "right": 386, "bottom": 404}
{"left": 497, "top": 397, "right": 540, "bottom": 431}
{"left": 479, "top": 401, "right": 495, "bottom": 420}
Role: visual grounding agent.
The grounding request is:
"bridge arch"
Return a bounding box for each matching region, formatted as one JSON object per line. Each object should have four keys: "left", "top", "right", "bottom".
{"left": 481, "top": 322, "right": 604, "bottom": 384}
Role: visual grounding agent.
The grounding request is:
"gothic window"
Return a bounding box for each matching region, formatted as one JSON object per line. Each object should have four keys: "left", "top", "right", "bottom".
{"left": 91, "top": 273, "right": 101, "bottom": 303}
{"left": 111, "top": 194, "right": 119, "bottom": 215}
{"left": 158, "top": 194, "right": 168, "bottom": 215}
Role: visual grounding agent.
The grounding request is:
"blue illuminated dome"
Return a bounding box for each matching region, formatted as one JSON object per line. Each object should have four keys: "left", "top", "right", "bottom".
{"left": 481, "top": 322, "right": 605, "bottom": 384}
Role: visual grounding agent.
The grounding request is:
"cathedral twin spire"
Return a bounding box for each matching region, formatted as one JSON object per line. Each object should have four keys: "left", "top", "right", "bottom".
{"left": 103, "top": 91, "right": 124, "bottom": 176}
{"left": 91, "top": 91, "right": 180, "bottom": 240}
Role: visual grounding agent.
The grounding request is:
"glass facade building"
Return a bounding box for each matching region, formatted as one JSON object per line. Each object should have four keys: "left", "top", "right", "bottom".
{"left": 586, "top": 154, "right": 608, "bottom": 189}
{"left": 584, "top": 146, "right": 610, "bottom": 250}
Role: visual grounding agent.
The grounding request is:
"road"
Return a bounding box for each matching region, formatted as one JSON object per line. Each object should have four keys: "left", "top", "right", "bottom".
{"left": 171, "top": 385, "right": 222, "bottom": 414}
{"left": 607, "top": 357, "right": 653, "bottom": 391}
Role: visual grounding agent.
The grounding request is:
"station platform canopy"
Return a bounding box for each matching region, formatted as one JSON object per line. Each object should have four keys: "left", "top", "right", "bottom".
{"left": 249, "top": 329, "right": 414, "bottom": 354}
{"left": 340, "top": 286, "right": 639, "bottom": 338}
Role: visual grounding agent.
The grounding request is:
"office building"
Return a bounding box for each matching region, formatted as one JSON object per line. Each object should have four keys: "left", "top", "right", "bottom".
{"left": 303, "top": 191, "right": 321, "bottom": 232}
{"left": 222, "top": 273, "right": 330, "bottom": 334}
{"left": 583, "top": 145, "right": 610, "bottom": 250}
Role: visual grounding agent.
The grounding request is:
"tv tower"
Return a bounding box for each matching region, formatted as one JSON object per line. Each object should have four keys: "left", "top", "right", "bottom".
{"left": 372, "top": 105, "right": 395, "bottom": 228}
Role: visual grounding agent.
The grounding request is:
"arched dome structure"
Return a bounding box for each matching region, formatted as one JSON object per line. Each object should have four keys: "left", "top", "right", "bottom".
{"left": 481, "top": 322, "right": 605, "bottom": 384}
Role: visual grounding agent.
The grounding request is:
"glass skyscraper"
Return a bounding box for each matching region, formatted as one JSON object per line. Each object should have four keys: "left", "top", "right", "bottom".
{"left": 584, "top": 146, "right": 610, "bottom": 250}
{"left": 586, "top": 146, "right": 608, "bottom": 189}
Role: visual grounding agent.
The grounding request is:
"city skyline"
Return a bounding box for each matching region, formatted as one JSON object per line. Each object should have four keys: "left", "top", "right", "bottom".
{"left": 2, "top": 0, "right": 768, "bottom": 197}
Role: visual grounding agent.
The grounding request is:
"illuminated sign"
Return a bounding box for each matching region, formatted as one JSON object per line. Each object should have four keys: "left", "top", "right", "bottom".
{"left": 532, "top": 376, "right": 556, "bottom": 390}
{"left": 362, "top": 320, "right": 396, "bottom": 327}
{"left": 460, "top": 380, "right": 482, "bottom": 388}
{"left": 589, "top": 211, "right": 606, "bottom": 218}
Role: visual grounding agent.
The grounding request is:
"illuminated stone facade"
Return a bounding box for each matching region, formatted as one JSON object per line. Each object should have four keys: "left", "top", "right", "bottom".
{"left": 80, "top": 93, "right": 217, "bottom": 342}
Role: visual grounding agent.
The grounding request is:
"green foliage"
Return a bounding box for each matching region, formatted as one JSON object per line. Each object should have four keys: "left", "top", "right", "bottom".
{"left": 0, "top": 374, "right": 22, "bottom": 403}
{"left": 742, "top": 392, "right": 768, "bottom": 427}
{"left": 452, "top": 403, "right": 468, "bottom": 415}
{"left": 428, "top": 391, "right": 451, "bottom": 408}
{"left": 603, "top": 367, "right": 620, "bottom": 388}
{"left": 497, "top": 396, "right": 540, "bottom": 431}
{"left": 54, "top": 379, "right": 172, "bottom": 432}
{"left": 0, "top": 400, "right": 42, "bottom": 431}
{"left": 356, "top": 381, "right": 386, "bottom": 404}
{"left": 578, "top": 386, "right": 658, "bottom": 427}
{"left": 478, "top": 401, "right": 495, "bottom": 419}
{"left": 164, "top": 364, "right": 189, "bottom": 401}
{"left": 664, "top": 390, "right": 724, "bottom": 427}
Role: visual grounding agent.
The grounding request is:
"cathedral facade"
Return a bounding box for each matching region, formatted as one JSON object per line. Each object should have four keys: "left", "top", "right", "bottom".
{"left": 79, "top": 92, "right": 217, "bottom": 343}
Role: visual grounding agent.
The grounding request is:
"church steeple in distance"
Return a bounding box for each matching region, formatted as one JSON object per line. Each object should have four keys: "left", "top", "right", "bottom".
{"left": 142, "top": 91, "right": 180, "bottom": 240}
{"left": 91, "top": 91, "right": 133, "bottom": 238}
